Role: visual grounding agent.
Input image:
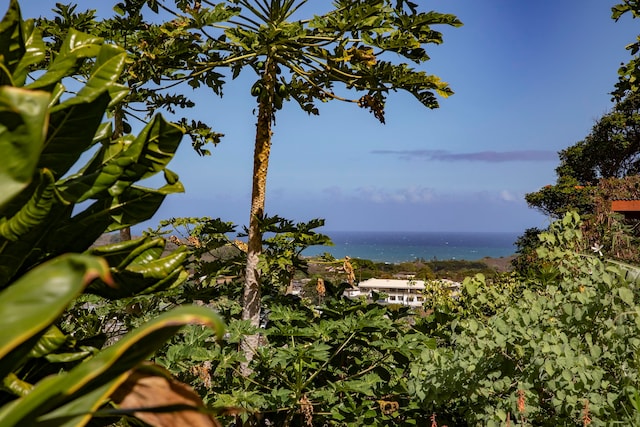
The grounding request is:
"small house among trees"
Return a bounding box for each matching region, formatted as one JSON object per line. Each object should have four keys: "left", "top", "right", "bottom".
{"left": 611, "top": 199, "right": 640, "bottom": 220}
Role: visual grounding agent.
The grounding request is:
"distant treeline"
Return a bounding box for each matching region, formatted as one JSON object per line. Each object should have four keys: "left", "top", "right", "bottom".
{"left": 309, "top": 256, "right": 504, "bottom": 283}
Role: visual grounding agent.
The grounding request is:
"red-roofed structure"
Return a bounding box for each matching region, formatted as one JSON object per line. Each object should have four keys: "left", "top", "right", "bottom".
{"left": 611, "top": 199, "right": 640, "bottom": 220}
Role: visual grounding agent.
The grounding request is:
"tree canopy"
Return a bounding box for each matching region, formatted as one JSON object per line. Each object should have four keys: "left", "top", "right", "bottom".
{"left": 525, "top": 2, "right": 640, "bottom": 220}
{"left": 525, "top": 93, "right": 640, "bottom": 218}
{"left": 612, "top": 0, "right": 640, "bottom": 100}
{"left": 170, "top": 0, "right": 462, "bottom": 368}
{"left": 30, "top": 0, "right": 462, "bottom": 371}
{"left": 557, "top": 93, "right": 640, "bottom": 184}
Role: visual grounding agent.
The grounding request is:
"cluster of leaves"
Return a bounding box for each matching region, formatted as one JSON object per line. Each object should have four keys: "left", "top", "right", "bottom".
{"left": 520, "top": 174, "right": 640, "bottom": 273}
{"left": 36, "top": 0, "right": 223, "bottom": 155}
{"left": 522, "top": 93, "right": 640, "bottom": 269}
{"left": 523, "top": 90, "right": 640, "bottom": 219}
{"left": 580, "top": 175, "right": 640, "bottom": 263}
{"left": 116, "top": 215, "right": 438, "bottom": 426}
{"left": 511, "top": 226, "right": 551, "bottom": 277}
{"left": 148, "top": 279, "right": 440, "bottom": 427}
{"left": 525, "top": 176, "right": 595, "bottom": 219}
{"left": 515, "top": 1, "right": 640, "bottom": 276}
{"left": 612, "top": 1, "right": 640, "bottom": 99}
{"left": 411, "top": 213, "right": 640, "bottom": 426}
{"left": 557, "top": 92, "right": 640, "bottom": 184}
{"left": 133, "top": 212, "right": 640, "bottom": 426}
{"left": 0, "top": 1, "right": 225, "bottom": 425}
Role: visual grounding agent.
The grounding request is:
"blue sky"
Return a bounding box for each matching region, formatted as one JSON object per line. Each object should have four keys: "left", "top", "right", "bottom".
{"left": 12, "top": 0, "right": 640, "bottom": 233}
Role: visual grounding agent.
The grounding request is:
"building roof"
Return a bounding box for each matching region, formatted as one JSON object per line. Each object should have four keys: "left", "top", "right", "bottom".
{"left": 611, "top": 199, "right": 640, "bottom": 219}
{"left": 358, "top": 278, "right": 426, "bottom": 290}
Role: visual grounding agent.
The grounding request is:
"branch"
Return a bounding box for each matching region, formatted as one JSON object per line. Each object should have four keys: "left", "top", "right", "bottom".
{"left": 301, "top": 331, "right": 357, "bottom": 390}
{"left": 340, "top": 353, "right": 391, "bottom": 382}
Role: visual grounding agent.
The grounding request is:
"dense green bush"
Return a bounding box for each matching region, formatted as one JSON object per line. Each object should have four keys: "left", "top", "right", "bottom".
{"left": 411, "top": 213, "right": 640, "bottom": 426}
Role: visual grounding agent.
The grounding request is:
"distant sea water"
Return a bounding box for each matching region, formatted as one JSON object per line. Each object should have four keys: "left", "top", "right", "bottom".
{"left": 302, "top": 231, "right": 520, "bottom": 263}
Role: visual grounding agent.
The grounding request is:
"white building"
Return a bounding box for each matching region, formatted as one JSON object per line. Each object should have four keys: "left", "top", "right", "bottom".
{"left": 347, "top": 278, "right": 426, "bottom": 307}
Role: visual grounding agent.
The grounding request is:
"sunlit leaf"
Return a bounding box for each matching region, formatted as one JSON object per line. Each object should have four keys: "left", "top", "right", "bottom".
{"left": 0, "top": 306, "right": 224, "bottom": 427}
{"left": 0, "top": 254, "right": 111, "bottom": 379}
{"left": 0, "top": 86, "right": 49, "bottom": 208}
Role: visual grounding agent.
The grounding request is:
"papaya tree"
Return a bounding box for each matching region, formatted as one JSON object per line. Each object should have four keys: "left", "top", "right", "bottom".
{"left": 0, "top": 1, "right": 225, "bottom": 425}
{"left": 39, "top": 0, "right": 461, "bottom": 366}
{"left": 36, "top": 1, "right": 225, "bottom": 240}
{"left": 146, "top": 0, "right": 461, "bottom": 367}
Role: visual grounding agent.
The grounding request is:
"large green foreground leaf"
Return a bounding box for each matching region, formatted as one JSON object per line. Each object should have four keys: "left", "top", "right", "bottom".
{"left": 0, "top": 86, "right": 49, "bottom": 208}
{"left": 58, "top": 114, "right": 184, "bottom": 203}
{"left": 87, "top": 236, "right": 191, "bottom": 298}
{"left": 0, "top": 305, "right": 225, "bottom": 427}
{"left": 0, "top": 254, "right": 111, "bottom": 379}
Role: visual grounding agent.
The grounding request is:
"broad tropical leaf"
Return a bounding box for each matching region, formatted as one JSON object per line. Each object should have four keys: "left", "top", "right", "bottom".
{"left": 86, "top": 236, "right": 191, "bottom": 299}
{"left": 26, "top": 29, "right": 103, "bottom": 91}
{"left": 0, "top": 306, "right": 225, "bottom": 427}
{"left": 57, "top": 115, "right": 183, "bottom": 202}
{"left": 0, "top": 254, "right": 111, "bottom": 379}
{"left": 108, "top": 363, "right": 221, "bottom": 427}
{"left": 0, "top": 0, "right": 24, "bottom": 85}
{"left": 0, "top": 86, "right": 49, "bottom": 208}
{"left": 0, "top": 169, "right": 59, "bottom": 241}
{"left": 12, "top": 19, "right": 45, "bottom": 86}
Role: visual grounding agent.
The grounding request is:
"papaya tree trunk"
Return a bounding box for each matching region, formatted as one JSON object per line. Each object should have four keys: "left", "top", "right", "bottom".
{"left": 241, "top": 57, "right": 277, "bottom": 374}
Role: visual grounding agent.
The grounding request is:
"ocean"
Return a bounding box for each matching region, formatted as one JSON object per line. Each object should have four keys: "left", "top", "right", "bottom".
{"left": 302, "top": 231, "right": 520, "bottom": 263}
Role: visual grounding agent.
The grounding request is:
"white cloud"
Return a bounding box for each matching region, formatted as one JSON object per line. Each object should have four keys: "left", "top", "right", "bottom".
{"left": 342, "top": 187, "right": 526, "bottom": 206}
{"left": 354, "top": 186, "right": 436, "bottom": 204}
{"left": 499, "top": 190, "right": 518, "bottom": 202}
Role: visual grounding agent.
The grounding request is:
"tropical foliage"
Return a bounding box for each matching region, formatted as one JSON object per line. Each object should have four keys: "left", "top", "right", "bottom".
{"left": 0, "top": 2, "right": 224, "bottom": 425}
{"left": 521, "top": 11, "right": 640, "bottom": 269}
{"left": 35, "top": 0, "right": 222, "bottom": 156}
{"left": 121, "top": 212, "right": 640, "bottom": 427}
{"left": 178, "top": 0, "right": 461, "bottom": 365}
{"left": 525, "top": 92, "right": 640, "bottom": 220}
{"left": 4, "top": 0, "right": 640, "bottom": 426}
{"left": 413, "top": 213, "right": 640, "bottom": 426}
{"left": 36, "top": 0, "right": 464, "bottom": 366}
{"left": 612, "top": 0, "right": 640, "bottom": 99}
{"left": 120, "top": 216, "right": 438, "bottom": 426}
